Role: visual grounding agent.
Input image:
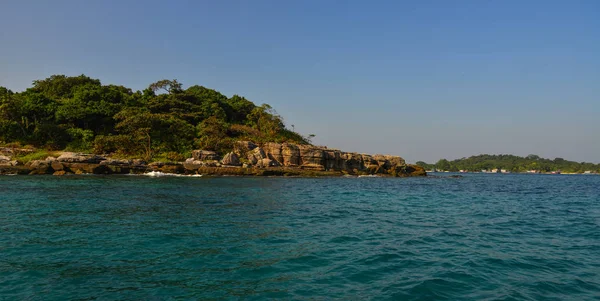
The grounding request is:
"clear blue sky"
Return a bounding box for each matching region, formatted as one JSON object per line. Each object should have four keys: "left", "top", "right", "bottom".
{"left": 1, "top": 0, "right": 599, "bottom": 163}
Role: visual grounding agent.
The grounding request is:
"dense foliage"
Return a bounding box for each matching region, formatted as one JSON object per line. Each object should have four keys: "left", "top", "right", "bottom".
{"left": 416, "top": 154, "right": 600, "bottom": 173}
{"left": 0, "top": 75, "right": 309, "bottom": 160}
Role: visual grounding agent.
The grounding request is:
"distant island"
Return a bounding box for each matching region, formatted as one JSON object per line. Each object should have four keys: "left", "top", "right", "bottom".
{"left": 0, "top": 75, "right": 424, "bottom": 177}
{"left": 416, "top": 154, "right": 600, "bottom": 174}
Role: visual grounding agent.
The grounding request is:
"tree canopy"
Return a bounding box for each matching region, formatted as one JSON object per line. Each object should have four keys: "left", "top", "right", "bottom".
{"left": 0, "top": 75, "right": 310, "bottom": 159}
{"left": 417, "top": 154, "right": 600, "bottom": 173}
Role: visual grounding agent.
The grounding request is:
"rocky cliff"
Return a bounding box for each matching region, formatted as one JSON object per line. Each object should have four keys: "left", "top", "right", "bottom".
{"left": 188, "top": 141, "right": 425, "bottom": 177}
{"left": 0, "top": 143, "right": 426, "bottom": 177}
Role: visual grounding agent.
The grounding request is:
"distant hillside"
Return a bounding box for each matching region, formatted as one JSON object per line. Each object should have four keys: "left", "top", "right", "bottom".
{"left": 0, "top": 75, "right": 310, "bottom": 161}
{"left": 416, "top": 154, "right": 600, "bottom": 173}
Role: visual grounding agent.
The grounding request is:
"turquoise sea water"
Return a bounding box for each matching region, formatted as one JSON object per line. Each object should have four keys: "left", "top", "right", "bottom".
{"left": 1, "top": 174, "right": 599, "bottom": 300}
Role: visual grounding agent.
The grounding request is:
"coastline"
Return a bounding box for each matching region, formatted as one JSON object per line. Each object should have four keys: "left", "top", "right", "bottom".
{"left": 0, "top": 161, "right": 426, "bottom": 178}
{"left": 0, "top": 142, "right": 427, "bottom": 177}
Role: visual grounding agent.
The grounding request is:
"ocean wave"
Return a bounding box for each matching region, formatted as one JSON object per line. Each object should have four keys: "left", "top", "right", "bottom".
{"left": 135, "top": 171, "right": 203, "bottom": 177}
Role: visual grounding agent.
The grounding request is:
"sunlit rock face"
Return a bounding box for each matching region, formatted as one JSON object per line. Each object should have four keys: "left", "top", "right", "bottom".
{"left": 227, "top": 141, "right": 415, "bottom": 176}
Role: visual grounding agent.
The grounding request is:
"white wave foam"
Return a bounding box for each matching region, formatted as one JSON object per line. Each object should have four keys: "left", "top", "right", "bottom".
{"left": 141, "top": 171, "right": 202, "bottom": 177}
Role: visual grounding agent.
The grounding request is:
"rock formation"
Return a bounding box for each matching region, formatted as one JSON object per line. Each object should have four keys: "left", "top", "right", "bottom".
{"left": 221, "top": 152, "right": 241, "bottom": 166}
{"left": 221, "top": 140, "right": 418, "bottom": 176}
{"left": 0, "top": 143, "right": 426, "bottom": 177}
{"left": 0, "top": 155, "right": 18, "bottom": 167}
{"left": 192, "top": 150, "right": 218, "bottom": 161}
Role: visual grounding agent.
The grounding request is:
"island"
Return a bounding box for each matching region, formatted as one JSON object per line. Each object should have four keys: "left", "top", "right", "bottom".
{"left": 0, "top": 75, "right": 425, "bottom": 177}
{"left": 416, "top": 154, "right": 600, "bottom": 174}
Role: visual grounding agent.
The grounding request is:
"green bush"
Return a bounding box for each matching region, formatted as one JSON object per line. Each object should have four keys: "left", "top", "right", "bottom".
{"left": 15, "top": 150, "right": 52, "bottom": 163}
{"left": 65, "top": 128, "right": 95, "bottom": 152}
{"left": 93, "top": 135, "right": 141, "bottom": 155}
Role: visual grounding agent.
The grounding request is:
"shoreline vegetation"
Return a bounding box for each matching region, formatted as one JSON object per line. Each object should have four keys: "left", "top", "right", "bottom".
{"left": 0, "top": 75, "right": 424, "bottom": 177}
{"left": 417, "top": 154, "right": 600, "bottom": 174}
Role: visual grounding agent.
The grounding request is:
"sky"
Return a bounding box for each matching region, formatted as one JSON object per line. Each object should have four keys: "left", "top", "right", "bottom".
{"left": 1, "top": 0, "right": 599, "bottom": 163}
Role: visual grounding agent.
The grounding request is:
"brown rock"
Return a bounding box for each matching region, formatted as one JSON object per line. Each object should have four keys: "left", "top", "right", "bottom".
{"left": 183, "top": 160, "right": 204, "bottom": 171}
{"left": 247, "top": 147, "right": 267, "bottom": 165}
{"left": 26, "top": 160, "right": 53, "bottom": 174}
{"left": 99, "top": 159, "right": 131, "bottom": 166}
{"left": 361, "top": 154, "right": 376, "bottom": 166}
{"left": 191, "top": 150, "right": 218, "bottom": 161}
{"left": 393, "top": 164, "right": 426, "bottom": 177}
{"left": 233, "top": 141, "right": 257, "bottom": 155}
{"left": 301, "top": 163, "right": 326, "bottom": 171}
{"left": 340, "top": 152, "right": 364, "bottom": 171}
{"left": 263, "top": 143, "right": 283, "bottom": 164}
{"left": 324, "top": 150, "right": 342, "bottom": 170}
{"left": 371, "top": 155, "right": 391, "bottom": 169}
{"left": 298, "top": 145, "right": 325, "bottom": 166}
{"left": 256, "top": 158, "right": 279, "bottom": 168}
{"left": 106, "top": 165, "right": 131, "bottom": 174}
{"left": 57, "top": 152, "right": 105, "bottom": 164}
{"left": 281, "top": 143, "right": 300, "bottom": 166}
{"left": 148, "top": 162, "right": 184, "bottom": 174}
{"left": 0, "top": 155, "right": 11, "bottom": 164}
{"left": 64, "top": 163, "right": 111, "bottom": 174}
{"left": 65, "top": 163, "right": 92, "bottom": 174}
{"left": 221, "top": 152, "right": 241, "bottom": 166}
{"left": 386, "top": 155, "right": 406, "bottom": 166}
{"left": 185, "top": 140, "right": 422, "bottom": 177}
{"left": 0, "top": 156, "right": 18, "bottom": 167}
{"left": 97, "top": 159, "right": 133, "bottom": 174}
{"left": 0, "top": 165, "right": 30, "bottom": 175}
{"left": 51, "top": 161, "right": 65, "bottom": 171}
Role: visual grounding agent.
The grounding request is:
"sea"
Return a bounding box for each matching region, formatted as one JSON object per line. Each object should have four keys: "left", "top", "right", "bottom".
{"left": 1, "top": 173, "right": 599, "bottom": 300}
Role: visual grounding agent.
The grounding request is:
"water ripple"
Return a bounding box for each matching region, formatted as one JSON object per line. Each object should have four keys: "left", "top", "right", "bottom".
{"left": 1, "top": 174, "right": 599, "bottom": 300}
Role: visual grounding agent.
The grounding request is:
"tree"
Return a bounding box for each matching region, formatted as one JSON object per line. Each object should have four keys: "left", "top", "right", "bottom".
{"left": 196, "top": 116, "right": 229, "bottom": 151}
{"left": 225, "top": 95, "right": 256, "bottom": 123}
{"left": 114, "top": 109, "right": 157, "bottom": 159}
{"left": 149, "top": 79, "right": 183, "bottom": 94}
{"left": 31, "top": 74, "right": 101, "bottom": 99}
{"left": 415, "top": 161, "right": 433, "bottom": 170}
{"left": 247, "top": 104, "right": 284, "bottom": 137}
{"left": 0, "top": 90, "right": 27, "bottom": 142}
{"left": 2, "top": 74, "right": 319, "bottom": 158}
{"left": 436, "top": 159, "right": 451, "bottom": 171}
{"left": 420, "top": 154, "right": 598, "bottom": 174}
{"left": 113, "top": 108, "right": 194, "bottom": 159}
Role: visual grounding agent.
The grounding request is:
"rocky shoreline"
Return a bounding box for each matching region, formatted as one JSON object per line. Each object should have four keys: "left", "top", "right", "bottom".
{"left": 0, "top": 141, "right": 426, "bottom": 177}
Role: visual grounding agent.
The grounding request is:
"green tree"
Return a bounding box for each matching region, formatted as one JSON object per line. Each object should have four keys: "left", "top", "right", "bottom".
{"left": 415, "top": 161, "right": 433, "bottom": 170}
{"left": 31, "top": 74, "right": 101, "bottom": 99}
{"left": 196, "top": 116, "right": 230, "bottom": 151}
{"left": 436, "top": 159, "right": 451, "bottom": 171}
{"left": 225, "top": 95, "right": 256, "bottom": 123}
{"left": 247, "top": 104, "right": 284, "bottom": 137}
{"left": 149, "top": 79, "right": 183, "bottom": 94}
{"left": 1, "top": 74, "right": 330, "bottom": 158}
{"left": 113, "top": 109, "right": 194, "bottom": 159}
